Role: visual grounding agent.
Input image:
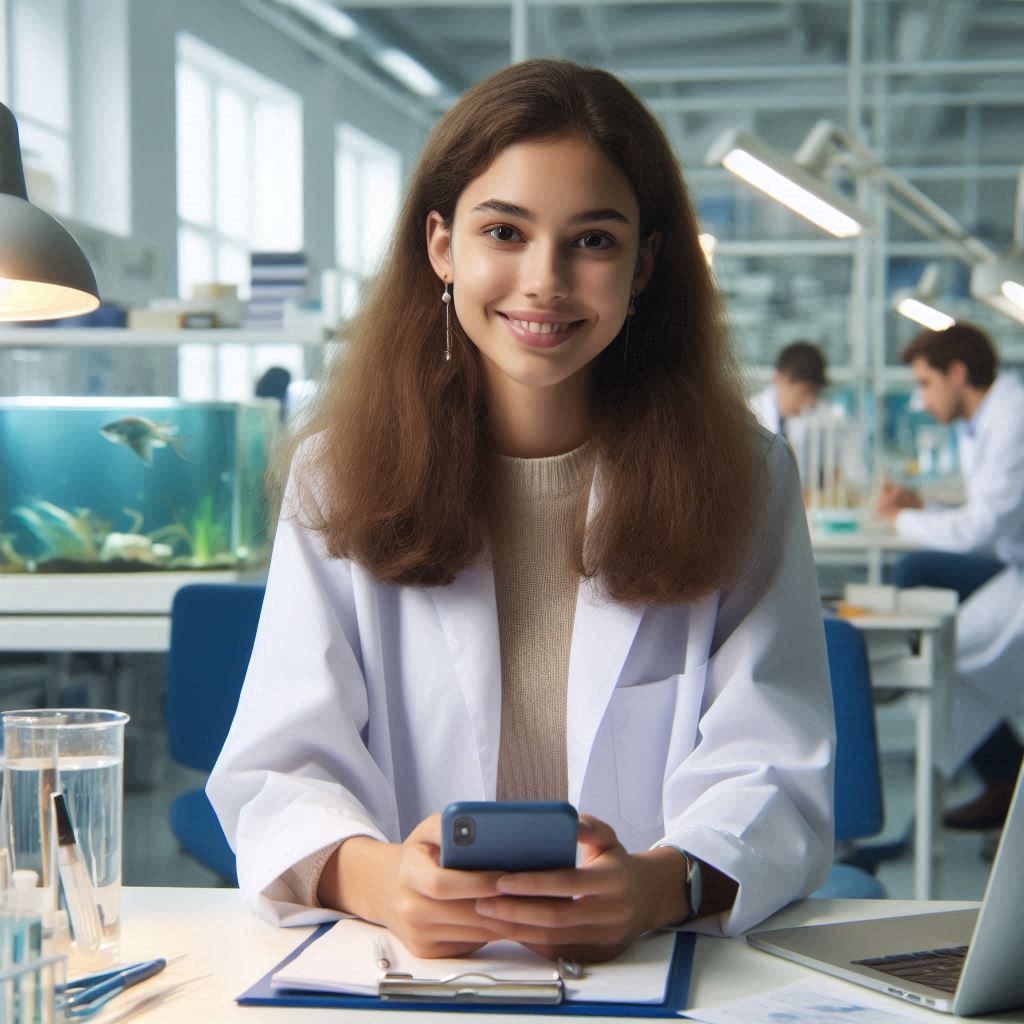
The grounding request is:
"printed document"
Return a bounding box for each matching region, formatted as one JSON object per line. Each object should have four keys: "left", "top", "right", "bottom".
{"left": 685, "top": 979, "right": 940, "bottom": 1024}
{"left": 272, "top": 918, "right": 676, "bottom": 1003}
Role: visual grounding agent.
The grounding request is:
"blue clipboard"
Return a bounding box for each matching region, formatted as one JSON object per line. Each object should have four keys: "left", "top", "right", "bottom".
{"left": 237, "top": 926, "right": 696, "bottom": 1016}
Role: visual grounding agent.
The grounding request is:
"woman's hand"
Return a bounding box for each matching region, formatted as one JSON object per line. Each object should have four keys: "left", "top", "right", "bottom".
{"left": 473, "top": 815, "right": 689, "bottom": 963}
{"left": 323, "top": 815, "right": 508, "bottom": 959}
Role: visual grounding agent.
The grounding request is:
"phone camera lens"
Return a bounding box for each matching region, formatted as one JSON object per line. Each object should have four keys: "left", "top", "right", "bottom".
{"left": 453, "top": 816, "right": 475, "bottom": 846}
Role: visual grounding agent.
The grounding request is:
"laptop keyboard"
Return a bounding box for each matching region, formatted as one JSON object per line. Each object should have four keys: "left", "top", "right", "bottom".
{"left": 852, "top": 946, "right": 968, "bottom": 994}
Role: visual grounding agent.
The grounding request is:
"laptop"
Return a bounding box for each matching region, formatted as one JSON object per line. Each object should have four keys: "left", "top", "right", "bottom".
{"left": 747, "top": 766, "right": 1024, "bottom": 1016}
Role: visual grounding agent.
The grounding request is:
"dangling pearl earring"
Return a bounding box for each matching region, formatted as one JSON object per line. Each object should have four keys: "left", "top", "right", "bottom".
{"left": 623, "top": 292, "right": 637, "bottom": 369}
{"left": 441, "top": 282, "right": 453, "bottom": 362}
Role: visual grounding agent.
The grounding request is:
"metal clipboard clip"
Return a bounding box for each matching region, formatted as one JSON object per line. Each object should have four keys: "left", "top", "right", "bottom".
{"left": 378, "top": 970, "right": 564, "bottom": 1004}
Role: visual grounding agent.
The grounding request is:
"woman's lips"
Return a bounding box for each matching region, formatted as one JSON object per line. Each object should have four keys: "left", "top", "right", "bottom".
{"left": 499, "top": 313, "right": 583, "bottom": 349}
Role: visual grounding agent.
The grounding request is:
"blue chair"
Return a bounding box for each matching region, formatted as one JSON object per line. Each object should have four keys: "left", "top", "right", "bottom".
{"left": 165, "top": 582, "right": 265, "bottom": 885}
{"left": 811, "top": 615, "right": 888, "bottom": 899}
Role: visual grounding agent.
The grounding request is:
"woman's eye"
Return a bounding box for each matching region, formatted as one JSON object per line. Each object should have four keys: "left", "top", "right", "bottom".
{"left": 575, "top": 232, "right": 613, "bottom": 250}
{"left": 487, "top": 225, "right": 521, "bottom": 242}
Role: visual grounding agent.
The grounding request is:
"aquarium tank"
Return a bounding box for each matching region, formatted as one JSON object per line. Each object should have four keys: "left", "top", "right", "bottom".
{"left": 0, "top": 397, "right": 280, "bottom": 573}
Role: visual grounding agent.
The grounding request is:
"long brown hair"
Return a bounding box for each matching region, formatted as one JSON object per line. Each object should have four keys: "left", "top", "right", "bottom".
{"left": 278, "top": 59, "right": 764, "bottom": 604}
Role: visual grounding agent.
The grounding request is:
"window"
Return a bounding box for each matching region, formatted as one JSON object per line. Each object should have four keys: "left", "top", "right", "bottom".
{"left": 1, "top": 0, "right": 72, "bottom": 214}
{"left": 335, "top": 124, "right": 401, "bottom": 317}
{"left": 176, "top": 34, "right": 304, "bottom": 401}
{"left": 175, "top": 34, "right": 303, "bottom": 303}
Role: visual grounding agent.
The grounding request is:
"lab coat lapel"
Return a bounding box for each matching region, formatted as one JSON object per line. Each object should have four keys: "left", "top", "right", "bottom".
{"left": 566, "top": 465, "right": 646, "bottom": 806}
{"left": 430, "top": 559, "right": 502, "bottom": 796}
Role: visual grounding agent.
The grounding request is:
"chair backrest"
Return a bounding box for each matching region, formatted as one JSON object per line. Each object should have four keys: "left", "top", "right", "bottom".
{"left": 823, "top": 614, "right": 885, "bottom": 842}
{"left": 166, "top": 582, "right": 265, "bottom": 773}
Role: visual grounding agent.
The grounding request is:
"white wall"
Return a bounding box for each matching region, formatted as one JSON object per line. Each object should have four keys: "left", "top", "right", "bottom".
{"left": 74, "top": 0, "right": 130, "bottom": 236}
{"left": 125, "top": 0, "right": 429, "bottom": 297}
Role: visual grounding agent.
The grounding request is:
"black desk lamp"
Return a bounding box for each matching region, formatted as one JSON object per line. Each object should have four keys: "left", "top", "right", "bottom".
{"left": 0, "top": 100, "right": 99, "bottom": 321}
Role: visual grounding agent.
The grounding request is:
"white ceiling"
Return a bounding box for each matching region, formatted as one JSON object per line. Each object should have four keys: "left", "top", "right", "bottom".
{"left": 254, "top": 0, "right": 1024, "bottom": 244}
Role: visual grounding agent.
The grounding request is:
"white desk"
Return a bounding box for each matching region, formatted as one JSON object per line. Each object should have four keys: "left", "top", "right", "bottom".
{"left": 843, "top": 610, "right": 957, "bottom": 901}
{"left": 113, "top": 888, "right": 1019, "bottom": 1022}
{"left": 811, "top": 527, "right": 920, "bottom": 584}
{"left": 0, "top": 571, "right": 266, "bottom": 652}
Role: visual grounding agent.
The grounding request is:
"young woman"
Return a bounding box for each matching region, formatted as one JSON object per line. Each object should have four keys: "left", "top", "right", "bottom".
{"left": 208, "top": 59, "right": 834, "bottom": 962}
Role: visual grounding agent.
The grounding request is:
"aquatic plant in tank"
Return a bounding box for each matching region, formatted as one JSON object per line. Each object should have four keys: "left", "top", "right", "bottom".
{"left": 0, "top": 397, "right": 280, "bottom": 573}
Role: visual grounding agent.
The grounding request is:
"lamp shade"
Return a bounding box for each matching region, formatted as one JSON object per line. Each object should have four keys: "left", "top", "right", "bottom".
{"left": 0, "top": 102, "right": 99, "bottom": 321}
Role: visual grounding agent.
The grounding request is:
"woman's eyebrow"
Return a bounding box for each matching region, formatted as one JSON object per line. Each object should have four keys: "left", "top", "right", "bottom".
{"left": 470, "top": 199, "right": 631, "bottom": 226}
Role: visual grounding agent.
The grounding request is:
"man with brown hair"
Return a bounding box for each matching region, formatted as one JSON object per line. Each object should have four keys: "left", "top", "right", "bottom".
{"left": 878, "top": 322, "right": 1024, "bottom": 832}
{"left": 750, "top": 340, "right": 829, "bottom": 435}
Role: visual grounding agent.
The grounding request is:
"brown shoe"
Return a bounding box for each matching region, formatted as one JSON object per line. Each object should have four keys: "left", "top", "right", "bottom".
{"left": 942, "top": 781, "right": 1015, "bottom": 831}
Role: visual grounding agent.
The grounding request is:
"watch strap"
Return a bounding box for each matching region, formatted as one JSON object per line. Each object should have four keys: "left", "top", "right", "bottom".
{"left": 680, "top": 850, "right": 703, "bottom": 923}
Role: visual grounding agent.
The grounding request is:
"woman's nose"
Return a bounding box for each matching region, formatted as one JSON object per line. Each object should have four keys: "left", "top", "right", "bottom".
{"left": 520, "top": 240, "right": 569, "bottom": 303}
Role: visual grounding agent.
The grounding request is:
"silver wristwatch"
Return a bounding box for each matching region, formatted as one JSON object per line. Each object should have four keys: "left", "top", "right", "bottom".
{"left": 681, "top": 850, "right": 703, "bottom": 923}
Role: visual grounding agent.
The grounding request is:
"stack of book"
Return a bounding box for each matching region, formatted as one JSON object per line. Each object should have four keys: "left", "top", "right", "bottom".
{"left": 246, "top": 252, "right": 308, "bottom": 330}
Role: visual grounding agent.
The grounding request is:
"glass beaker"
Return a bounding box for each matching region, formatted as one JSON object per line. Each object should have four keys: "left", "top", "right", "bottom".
{"left": 1, "top": 710, "right": 129, "bottom": 970}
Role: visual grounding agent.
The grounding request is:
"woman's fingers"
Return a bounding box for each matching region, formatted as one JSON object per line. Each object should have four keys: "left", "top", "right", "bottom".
{"left": 406, "top": 813, "right": 443, "bottom": 846}
{"left": 489, "top": 922, "right": 631, "bottom": 947}
{"left": 476, "top": 893, "right": 632, "bottom": 930}
{"left": 405, "top": 842, "right": 504, "bottom": 899}
{"left": 495, "top": 864, "right": 620, "bottom": 898}
{"left": 398, "top": 936, "right": 492, "bottom": 959}
{"left": 393, "top": 813, "right": 638, "bottom": 958}
{"left": 577, "top": 814, "right": 618, "bottom": 850}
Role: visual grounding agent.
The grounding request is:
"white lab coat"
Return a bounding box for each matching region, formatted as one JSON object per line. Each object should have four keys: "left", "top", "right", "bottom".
{"left": 750, "top": 384, "right": 782, "bottom": 434}
{"left": 893, "top": 373, "right": 1024, "bottom": 773}
{"left": 207, "top": 432, "right": 834, "bottom": 937}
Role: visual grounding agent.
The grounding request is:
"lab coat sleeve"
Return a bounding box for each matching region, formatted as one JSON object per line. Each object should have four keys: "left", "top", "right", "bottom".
{"left": 659, "top": 433, "right": 835, "bottom": 936}
{"left": 206, "top": 490, "right": 400, "bottom": 927}
{"left": 893, "top": 426, "right": 1024, "bottom": 554}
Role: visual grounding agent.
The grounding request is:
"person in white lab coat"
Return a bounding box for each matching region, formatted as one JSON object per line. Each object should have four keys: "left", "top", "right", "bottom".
{"left": 208, "top": 59, "right": 834, "bottom": 960}
{"left": 749, "top": 341, "right": 829, "bottom": 435}
{"left": 878, "top": 323, "right": 1024, "bottom": 830}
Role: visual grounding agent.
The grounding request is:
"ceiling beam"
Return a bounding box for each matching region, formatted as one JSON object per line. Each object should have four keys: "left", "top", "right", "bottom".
{"left": 612, "top": 57, "right": 1024, "bottom": 83}
{"left": 234, "top": 0, "right": 436, "bottom": 124}
{"left": 330, "top": 0, "right": 848, "bottom": 6}
{"left": 646, "top": 89, "right": 1024, "bottom": 114}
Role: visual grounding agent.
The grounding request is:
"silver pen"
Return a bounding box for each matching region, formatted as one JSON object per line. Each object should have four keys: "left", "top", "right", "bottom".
{"left": 373, "top": 936, "right": 393, "bottom": 972}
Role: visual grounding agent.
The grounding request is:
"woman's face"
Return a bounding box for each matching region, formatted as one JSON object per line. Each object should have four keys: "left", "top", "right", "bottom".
{"left": 427, "top": 135, "right": 655, "bottom": 394}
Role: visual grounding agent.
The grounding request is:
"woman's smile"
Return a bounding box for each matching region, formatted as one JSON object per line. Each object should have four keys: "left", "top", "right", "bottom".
{"left": 498, "top": 311, "right": 586, "bottom": 349}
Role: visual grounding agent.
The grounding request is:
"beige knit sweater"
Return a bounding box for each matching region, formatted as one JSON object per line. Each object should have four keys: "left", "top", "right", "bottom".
{"left": 491, "top": 442, "right": 595, "bottom": 800}
{"left": 286, "top": 441, "right": 596, "bottom": 905}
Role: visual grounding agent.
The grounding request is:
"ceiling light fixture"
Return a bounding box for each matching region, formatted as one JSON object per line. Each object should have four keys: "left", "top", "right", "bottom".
{"left": 709, "top": 120, "right": 994, "bottom": 261}
{"left": 705, "top": 124, "right": 872, "bottom": 238}
{"left": 710, "top": 121, "right": 1024, "bottom": 328}
{"left": 0, "top": 102, "right": 99, "bottom": 321}
{"left": 275, "top": 0, "right": 357, "bottom": 40}
{"left": 895, "top": 262, "right": 955, "bottom": 332}
{"left": 374, "top": 48, "right": 442, "bottom": 98}
{"left": 1003, "top": 280, "right": 1024, "bottom": 309}
{"left": 897, "top": 298, "right": 955, "bottom": 332}
{"left": 970, "top": 168, "right": 1024, "bottom": 325}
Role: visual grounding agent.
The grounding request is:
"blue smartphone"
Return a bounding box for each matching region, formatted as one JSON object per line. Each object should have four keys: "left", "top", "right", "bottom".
{"left": 440, "top": 800, "right": 579, "bottom": 872}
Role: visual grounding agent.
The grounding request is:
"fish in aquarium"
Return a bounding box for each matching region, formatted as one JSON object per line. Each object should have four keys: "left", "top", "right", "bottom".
{"left": 99, "top": 416, "right": 189, "bottom": 466}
